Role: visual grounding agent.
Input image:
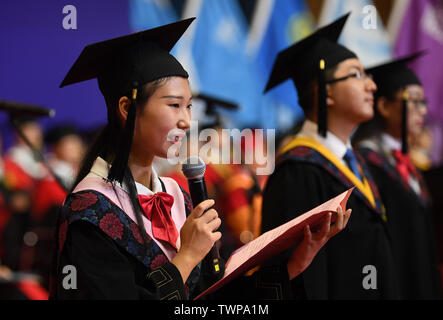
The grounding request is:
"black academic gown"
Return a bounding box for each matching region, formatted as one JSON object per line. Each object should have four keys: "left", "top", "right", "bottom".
{"left": 261, "top": 139, "right": 400, "bottom": 299}
{"left": 423, "top": 166, "right": 443, "bottom": 273}
{"left": 358, "top": 146, "right": 442, "bottom": 299}
{"left": 50, "top": 188, "right": 208, "bottom": 300}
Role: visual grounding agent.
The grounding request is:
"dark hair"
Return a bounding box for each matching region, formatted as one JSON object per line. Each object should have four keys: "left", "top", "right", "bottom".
{"left": 71, "top": 77, "right": 171, "bottom": 247}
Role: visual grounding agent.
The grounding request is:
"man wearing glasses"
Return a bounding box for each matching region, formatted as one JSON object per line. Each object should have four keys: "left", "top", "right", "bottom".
{"left": 261, "top": 13, "right": 400, "bottom": 299}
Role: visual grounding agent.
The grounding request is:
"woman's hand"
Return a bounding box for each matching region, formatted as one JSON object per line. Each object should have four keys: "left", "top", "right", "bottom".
{"left": 171, "top": 199, "right": 221, "bottom": 283}
{"left": 287, "top": 206, "right": 352, "bottom": 280}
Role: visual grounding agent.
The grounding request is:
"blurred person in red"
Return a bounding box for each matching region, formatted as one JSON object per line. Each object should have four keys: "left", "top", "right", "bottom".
{"left": 1, "top": 117, "right": 46, "bottom": 271}
{"left": 218, "top": 128, "right": 269, "bottom": 256}
{"left": 32, "top": 124, "right": 85, "bottom": 223}
{"left": 3, "top": 117, "right": 46, "bottom": 191}
{"left": 0, "top": 131, "right": 10, "bottom": 264}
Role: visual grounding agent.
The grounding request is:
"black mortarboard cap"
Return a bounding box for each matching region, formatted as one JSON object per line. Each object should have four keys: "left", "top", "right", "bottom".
{"left": 0, "top": 101, "right": 41, "bottom": 133}
{"left": 365, "top": 51, "right": 425, "bottom": 98}
{"left": 366, "top": 51, "right": 426, "bottom": 154}
{"left": 60, "top": 18, "right": 194, "bottom": 95}
{"left": 264, "top": 13, "right": 356, "bottom": 137}
{"left": 60, "top": 18, "right": 194, "bottom": 183}
{"left": 193, "top": 93, "right": 239, "bottom": 129}
{"left": 0, "top": 100, "right": 55, "bottom": 118}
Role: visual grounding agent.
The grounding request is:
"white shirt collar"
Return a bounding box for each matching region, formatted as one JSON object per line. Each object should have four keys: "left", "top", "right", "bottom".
{"left": 135, "top": 167, "right": 162, "bottom": 196}
{"left": 380, "top": 133, "right": 402, "bottom": 152}
{"left": 87, "top": 157, "right": 162, "bottom": 195}
{"left": 297, "top": 120, "right": 352, "bottom": 162}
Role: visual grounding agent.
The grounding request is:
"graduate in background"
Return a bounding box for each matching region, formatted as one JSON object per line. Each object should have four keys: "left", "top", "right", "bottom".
{"left": 218, "top": 128, "right": 268, "bottom": 252}
{"left": 1, "top": 117, "right": 46, "bottom": 271}
{"left": 24, "top": 125, "right": 85, "bottom": 288}
{"left": 261, "top": 13, "right": 400, "bottom": 299}
{"left": 44, "top": 124, "right": 85, "bottom": 190}
{"left": 3, "top": 117, "right": 46, "bottom": 191}
{"left": 0, "top": 132, "right": 10, "bottom": 264}
{"left": 192, "top": 94, "right": 242, "bottom": 205}
{"left": 353, "top": 53, "right": 442, "bottom": 299}
{"left": 0, "top": 120, "right": 49, "bottom": 299}
{"left": 32, "top": 125, "right": 84, "bottom": 225}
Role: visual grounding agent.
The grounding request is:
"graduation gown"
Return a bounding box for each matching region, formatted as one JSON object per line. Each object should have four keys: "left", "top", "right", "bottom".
{"left": 1, "top": 155, "right": 39, "bottom": 270}
{"left": 50, "top": 181, "right": 205, "bottom": 300}
{"left": 261, "top": 137, "right": 400, "bottom": 299}
{"left": 0, "top": 181, "right": 12, "bottom": 260}
{"left": 358, "top": 143, "right": 441, "bottom": 299}
{"left": 423, "top": 166, "right": 443, "bottom": 275}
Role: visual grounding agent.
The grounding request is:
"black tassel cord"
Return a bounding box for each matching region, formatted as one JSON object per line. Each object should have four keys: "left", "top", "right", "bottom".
{"left": 318, "top": 59, "right": 327, "bottom": 138}
{"left": 401, "top": 90, "right": 409, "bottom": 154}
{"left": 108, "top": 85, "right": 139, "bottom": 184}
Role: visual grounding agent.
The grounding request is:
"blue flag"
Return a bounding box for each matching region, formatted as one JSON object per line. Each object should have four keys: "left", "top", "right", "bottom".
{"left": 180, "top": 0, "right": 268, "bottom": 128}
{"left": 129, "top": 0, "right": 178, "bottom": 31}
{"left": 249, "top": 0, "right": 316, "bottom": 126}
{"left": 319, "top": 0, "right": 392, "bottom": 66}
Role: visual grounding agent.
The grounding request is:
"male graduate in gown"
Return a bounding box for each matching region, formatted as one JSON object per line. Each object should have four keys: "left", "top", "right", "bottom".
{"left": 261, "top": 13, "right": 400, "bottom": 299}
{"left": 353, "top": 53, "right": 442, "bottom": 299}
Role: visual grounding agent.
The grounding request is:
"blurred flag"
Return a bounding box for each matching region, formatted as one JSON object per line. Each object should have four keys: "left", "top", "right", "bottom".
{"left": 129, "top": 0, "right": 194, "bottom": 88}
{"left": 177, "top": 0, "right": 268, "bottom": 129}
{"left": 318, "top": 0, "right": 392, "bottom": 66}
{"left": 129, "top": 0, "right": 178, "bottom": 31}
{"left": 247, "top": 0, "right": 316, "bottom": 126}
{"left": 389, "top": 0, "right": 443, "bottom": 165}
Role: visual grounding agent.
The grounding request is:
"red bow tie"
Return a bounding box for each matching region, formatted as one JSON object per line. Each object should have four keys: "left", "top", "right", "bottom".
{"left": 138, "top": 192, "right": 178, "bottom": 250}
{"left": 393, "top": 150, "right": 418, "bottom": 185}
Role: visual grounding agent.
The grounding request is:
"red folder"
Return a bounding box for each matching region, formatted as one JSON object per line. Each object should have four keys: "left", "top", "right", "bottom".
{"left": 195, "top": 187, "right": 354, "bottom": 300}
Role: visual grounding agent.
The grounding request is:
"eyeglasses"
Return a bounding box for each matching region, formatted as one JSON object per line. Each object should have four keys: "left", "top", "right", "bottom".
{"left": 389, "top": 97, "right": 428, "bottom": 110}
{"left": 327, "top": 70, "right": 373, "bottom": 84}
{"left": 406, "top": 98, "right": 428, "bottom": 110}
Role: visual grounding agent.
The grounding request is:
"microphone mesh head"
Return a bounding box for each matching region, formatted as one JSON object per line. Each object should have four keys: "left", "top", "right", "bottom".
{"left": 182, "top": 156, "right": 206, "bottom": 179}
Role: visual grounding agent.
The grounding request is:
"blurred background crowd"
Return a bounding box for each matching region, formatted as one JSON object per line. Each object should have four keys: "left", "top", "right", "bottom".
{"left": 1, "top": 0, "right": 442, "bottom": 299}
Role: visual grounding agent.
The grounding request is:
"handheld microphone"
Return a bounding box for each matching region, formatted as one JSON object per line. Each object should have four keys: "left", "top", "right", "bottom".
{"left": 182, "top": 156, "right": 224, "bottom": 279}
